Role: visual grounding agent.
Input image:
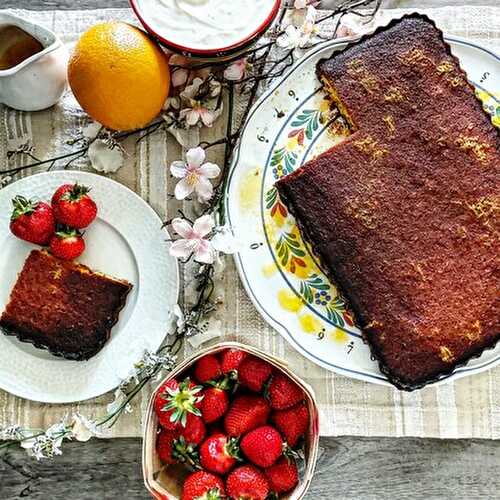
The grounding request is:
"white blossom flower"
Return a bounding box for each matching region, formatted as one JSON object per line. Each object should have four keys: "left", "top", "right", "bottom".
{"left": 180, "top": 104, "right": 221, "bottom": 128}
{"left": 0, "top": 425, "right": 24, "bottom": 441}
{"left": 277, "top": 25, "right": 303, "bottom": 49}
{"left": 172, "top": 67, "right": 189, "bottom": 88}
{"left": 82, "top": 121, "right": 102, "bottom": 140}
{"left": 169, "top": 215, "right": 239, "bottom": 264}
{"left": 170, "top": 54, "right": 190, "bottom": 87}
{"left": 134, "top": 350, "right": 177, "bottom": 379}
{"left": 21, "top": 422, "right": 67, "bottom": 460}
{"left": 169, "top": 214, "right": 216, "bottom": 264}
{"left": 224, "top": 58, "right": 248, "bottom": 81}
{"left": 179, "top": 77, "right": 222, "bottom": 128}
{"left": 180, "top": 76, "right": 202, "bottom": 99}
{"left": 166, "top": 65, "right": 223, "bottom": 140}
{"left": 163, "top": 96, "right": 181, "bottom": 111}
{"left": 336, "top": 13, "right": 368, "bottom": 38}
{"left": 170, "top": 54, "right": 211, "bottom": 87}
{"left": 170, "top": 147, "right": 220, "bottom": 202}
{"left": 277, "top": 6, "right": 318, "bottom": 49}
{"left": 303, "top": 6, "right": 318, "bottom": 33}
{"left": 88, "top": 139, "right": 124, "bottom": 173}
{"left": 211, "top": 226, "right": 240, "bottom": 255}
{"left": 116, "top": 349, "right": 177, "bottom": 390}
{"left": 106, "top": 388, "right": 133, "bottom": 415}
{"left": 70, "top": 414, "right": 102, "bottom": 442}
{"left": 209, "top": 79, "right": 222, "bottom": 97}
{"left": 173, "top": 304, "right": 186, "bottom": 333}
{"left": 180, "top": 104, "right": 216, "bottom": 127}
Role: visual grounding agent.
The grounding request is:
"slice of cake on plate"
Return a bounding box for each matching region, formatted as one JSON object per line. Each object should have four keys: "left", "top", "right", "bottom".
{"left": 276, "top": 14, "right": 499, "bottom": 389}
{"left": 0, "top": 249, "right": 132, "bottom": 360}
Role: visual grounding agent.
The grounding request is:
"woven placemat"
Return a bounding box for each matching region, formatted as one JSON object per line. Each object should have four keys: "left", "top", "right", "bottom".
{"left": 0, "top": 5, "right": 499, "bottom": 438}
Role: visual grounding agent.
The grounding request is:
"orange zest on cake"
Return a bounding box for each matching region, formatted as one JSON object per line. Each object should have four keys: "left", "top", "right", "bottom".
{"left": 0, "top": 250, "right": 132, "bottom": 360}
{"left": 275, "top": 14, "right": 500, "bottom": 390}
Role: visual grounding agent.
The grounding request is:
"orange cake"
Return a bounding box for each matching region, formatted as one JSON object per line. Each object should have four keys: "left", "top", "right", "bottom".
{"left": 0, "top": 249, "right": 132, "bottom": 360}
{"left": 276, "top": 14, "right": 500, "bottom": 389}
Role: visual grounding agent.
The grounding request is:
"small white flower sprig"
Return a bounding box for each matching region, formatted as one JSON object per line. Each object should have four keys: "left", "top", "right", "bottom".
{"left": 0, "top": 347, "right": 178, "bottom": 459}
{"left": 0, "top": 0, "right": 381, "bottom": 459}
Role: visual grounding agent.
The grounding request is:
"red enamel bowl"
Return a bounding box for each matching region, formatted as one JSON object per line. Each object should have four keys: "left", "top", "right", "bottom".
{"left": 129, "top": 0, "right": 281, "bottom": 59}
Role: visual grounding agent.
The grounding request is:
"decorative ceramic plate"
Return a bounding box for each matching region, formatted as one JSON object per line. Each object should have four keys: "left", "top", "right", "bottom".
{"left": 0, "top": 171, "right": 179, "bottom": 403}
{"left": 226, "top": 36, "right": 500, "bottom": 387}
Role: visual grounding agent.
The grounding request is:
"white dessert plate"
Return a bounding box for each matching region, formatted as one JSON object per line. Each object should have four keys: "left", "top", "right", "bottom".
{"left": 226, "top": 36, "right": 500, "bottom": 388}
{"left": 0, "top": 171, "right": 179, "bottom": 403}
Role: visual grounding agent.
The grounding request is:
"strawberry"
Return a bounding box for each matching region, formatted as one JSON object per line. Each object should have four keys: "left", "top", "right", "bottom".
{"left": 180, "top": 413, "right": 206, "bottom": 446}
{"left": 199, "top": 433, "right": 240, "bottom": 475}
{"left": 221, "top": 348, "right": 247, "bottom": 375}
{"left": 265, "top": 457, "right": 299, "bottom": 493}
{"left": 224, "top": 395, "right": 270, "bottom": 437}
{"left": 238, "top": 356, "right": 272, "bottom": 392}
{"left": 182, "top": 471, "right": 225, "bottom": 500}
{"left": 49, "top": 228, "right": 85, "bottom": 261}
{"left": 240, "top": 425, "right": 283, "bottom": 468}
{"left": 194, "top": 354, "right": 222, "bottom": 384}
{"left": 267, "top": 372, "right": 304, "bottom": 410}
{"left": 156, "top": 429, "right": 180, "bottom": 465}
{"left": 157, "top": 430, "right": 200, "bottom": 468}
{"left": 226, "top": 465, "right": 269, "bottom": 500}
{"left": 51, "top": 183, "right": 97, "bottom": 229}
{"left": 9, "top": 196, "right": 55, "bottom": 245}
{"left": 271, "top": 403, "right": 309, "bottom": 448}
{"left": 200, "top": 386, "right": 229, "bottom": 424}
{"left": 155, "top": 379, "right": 179, "bottom": 426}
{"left": 154, "top": 378, "right": 203, "bottom": 430}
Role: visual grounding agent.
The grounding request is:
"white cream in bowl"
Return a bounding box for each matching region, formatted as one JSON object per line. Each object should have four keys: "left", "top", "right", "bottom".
{"left": 133, "top": 0, "right": 277, "bottom": 53}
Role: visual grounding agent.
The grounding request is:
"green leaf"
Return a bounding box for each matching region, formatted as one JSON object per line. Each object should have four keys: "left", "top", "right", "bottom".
{"left": 291, "top": 109, "right": 316, "bottom": 127}
{"left": 266, "top": 187, "right": 278, "bottom": 209}
{"left": 300, "top": 281, "right": 313, "bottom": 304}
{"left": 326, "top": 307, "right": 345, "bottom": 327}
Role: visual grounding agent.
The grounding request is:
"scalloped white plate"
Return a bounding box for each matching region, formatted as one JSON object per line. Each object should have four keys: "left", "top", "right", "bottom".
{"left": 226, "top": 36, "right": 500, "bottom": 388}
{"left": 0, "top": 171, "right": 179, "bottom": 403}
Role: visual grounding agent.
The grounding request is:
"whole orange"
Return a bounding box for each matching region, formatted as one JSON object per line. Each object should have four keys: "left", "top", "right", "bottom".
{"left": 68, "top": 22, "right": 170, "bottom": 131}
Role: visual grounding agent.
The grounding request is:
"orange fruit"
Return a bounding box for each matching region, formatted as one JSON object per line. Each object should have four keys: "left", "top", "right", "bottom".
{"left": 68, "top": 22, "right": 169, "bottom": 131}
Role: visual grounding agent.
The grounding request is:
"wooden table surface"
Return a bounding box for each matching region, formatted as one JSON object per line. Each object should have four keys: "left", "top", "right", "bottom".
{"left": 1, "top": 1, "right": 499, "bottom": 499}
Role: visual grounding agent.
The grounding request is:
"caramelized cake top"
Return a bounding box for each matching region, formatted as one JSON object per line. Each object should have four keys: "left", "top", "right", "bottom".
{"left": 276, "top": 14, "right": 499, "bottom": 389}
{"left": 0, "top": 250, "right": 132, "bottom": 360}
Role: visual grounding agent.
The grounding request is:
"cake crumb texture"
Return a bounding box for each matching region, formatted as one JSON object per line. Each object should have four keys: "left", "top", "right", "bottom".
{"left": 276, "top": 14, "right": 499, "bottom": 389}
{"left": 0, "top": 250, "right": 132, "bottom": 360}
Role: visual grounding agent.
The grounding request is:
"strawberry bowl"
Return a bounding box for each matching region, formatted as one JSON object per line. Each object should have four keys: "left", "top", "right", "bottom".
{"left": 142, "top": 341, "right": 319, "bottom": 499}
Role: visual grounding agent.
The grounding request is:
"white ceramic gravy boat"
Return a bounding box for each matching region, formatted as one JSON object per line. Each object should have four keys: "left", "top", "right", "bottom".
{"left": 0, "top": 12, "right": 68, "bottom": 111}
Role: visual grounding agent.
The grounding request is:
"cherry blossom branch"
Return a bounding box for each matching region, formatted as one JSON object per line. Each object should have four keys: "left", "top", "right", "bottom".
{"left": 198, "top": 133, "right": 239, "bottom": 150}
{"left": 0, "top": 120, "right": 167, "bottom": 179}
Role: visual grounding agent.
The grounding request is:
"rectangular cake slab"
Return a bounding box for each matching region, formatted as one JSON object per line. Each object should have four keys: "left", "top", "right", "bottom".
{"left": 276, "top": 14, "right": 500, "bottom": 390}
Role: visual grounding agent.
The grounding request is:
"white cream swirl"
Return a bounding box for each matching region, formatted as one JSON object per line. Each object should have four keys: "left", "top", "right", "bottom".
{"left": 136, "top": 0, "right": 276, "bottom": 51}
